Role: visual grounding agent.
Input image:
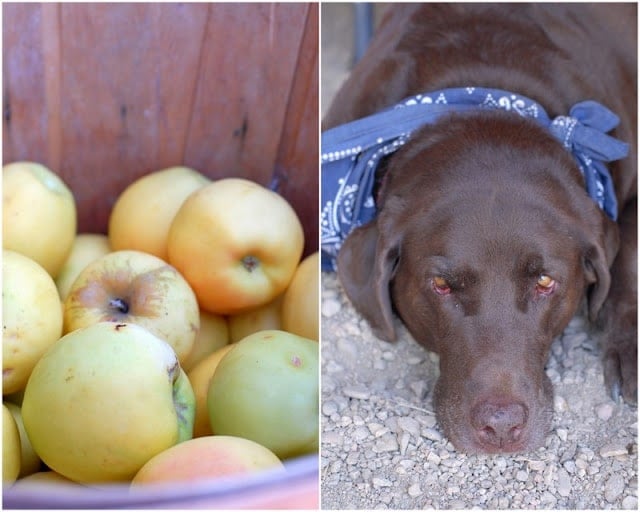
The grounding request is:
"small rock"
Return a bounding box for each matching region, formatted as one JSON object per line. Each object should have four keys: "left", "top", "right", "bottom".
{"left": 554, "top": 395, "right": 569, "bottom": 413}
{"left": 337, "top": 338, "right": 359, "bottom": 359}
{"left": 407, "top": 483, "right": 423, "bottom": 497}
{"left": 556, "top": 428, "right": 569, "bottom": 442}
{"left": 322, "top": 298, "right": 341, "bottom": 317}
{"left": 343, "top": 385, "right": 371, "bottom": 400}
{"left": 382, "top": 350, "right": 395, "bottom": 361}
{"left": 407, "top": 356, "right": 423, "bottom": 365}
{"left": 373, "top": 433, "right": 398, "bottom": 453}
{"left": 322, "top": 401, "right": 338, "bottom": 416}
{"left": 604, "top": 474, "right": 625, "bottom": 503}
{"left": 622, "top": 496, "right": 638, "bottom": 510}
{"left": 372, "top": 477, "right": 393, "bottom": 488}
{"left": 425, "top": 451, "right": 441, "bottom": 465}
{"left": 599, "top": 443, "right": 629, "bottom": 458}
{"left": 595, "top": 402, "right": 615, "bottom": 421}
{"left": 397, "top": 417, "right": 421, "bottom": 437}
{"left": 528, "top": 460, "right": 546, "bottom": 472}
{"left": 557, "top": 468, "right": 572, "bottom": 497}
{"left": 563, "top": 460, "right": 577, "bottom": 474}
{"left": 516, "top": 469, "right": 529, "bottom": 482}
{"left": 422, "top": 427, "right": 443, "bottom": 442}
{"left": 352, "top": 426, "right": 370, "bottom": 442}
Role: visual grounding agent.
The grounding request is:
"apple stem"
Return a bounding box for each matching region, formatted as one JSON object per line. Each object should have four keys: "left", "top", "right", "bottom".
{"left": 109, "top": 297, "right": 129, "bottom": 314}
{"left": 242, "top": 255, "right": 260, "bottom": 273}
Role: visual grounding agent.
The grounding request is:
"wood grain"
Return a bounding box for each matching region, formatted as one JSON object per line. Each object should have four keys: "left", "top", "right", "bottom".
{"left": 3, "top": 3, "right": 319, "bottom": 253}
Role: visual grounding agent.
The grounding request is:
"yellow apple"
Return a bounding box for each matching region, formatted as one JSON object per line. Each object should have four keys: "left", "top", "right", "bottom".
{"left": 11, "top": 471, "right": 80, "bottom": 490}
{"left": 4, "top": 402, "right": 41, "bottom": 478}
{"left": 228, "top": 294, "right": 283, "bottom": 343}
{"left": 108, "top": 166, "right": 211, "bottom": 261}
{"left": 63, "top": 250, "right": 199, "bottom": 364}
{"left": 55, "top": 233, "right": 111, "bottom": 301}
{"left": 181, "top": 310, "right": 229, "bottom": 372}
{"left": 3, "top": 162, "right": 77, "bottom": 278}
{"left": 281, "top": 252, "right": 319, "bottom": 341}
{"left": 167, "top": 178, "right": 304, "bottom": 315}
{"left": 131, "top": 436, "right": 283, "bottom": 487}
{"left": 21, "top": 322, "right": 196, "bottom": 483}
{"left": 3, "top": 250, "right": 63, "bottom": 394}
{"left": 3, "top": 404, "right": 21, "bottom": 484}
{"left": 187, "top": 344, "right": 236, "bottom": 437}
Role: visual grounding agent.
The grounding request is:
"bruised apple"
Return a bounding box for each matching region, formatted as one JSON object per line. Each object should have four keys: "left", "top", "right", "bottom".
{"left": 63, "top": 250, "right": 199, "bottom": 364}
{"left": 3, "top": 162, "right": 77, "bottom": 278}
{"left": 108, "top": 166, "right": 210, "bottom": 261}
{"left": 131, "top": 436, "right": 283, "bottom": 487}
{"left": 167, "top": 178, "right": 304, "bottom": 315}
{"left": 21, "top": 322, "right": 195, "bottom": 483}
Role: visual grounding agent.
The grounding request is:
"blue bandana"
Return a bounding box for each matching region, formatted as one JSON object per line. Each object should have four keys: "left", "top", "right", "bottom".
{"left": 321, "top": 87, "right": 629, "bottom": 270}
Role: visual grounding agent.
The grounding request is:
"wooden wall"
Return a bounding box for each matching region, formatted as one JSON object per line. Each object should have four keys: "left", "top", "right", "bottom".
{"left": 3, "top": 3, "right": 319, "bottom": 254}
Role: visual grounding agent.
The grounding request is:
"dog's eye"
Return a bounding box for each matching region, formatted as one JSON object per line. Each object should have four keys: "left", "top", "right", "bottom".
{"left": 535, "top": 274, "right": 556, "bottom": 295}
{"left": 432, "top": 276, "right": 451, "bottom": 295}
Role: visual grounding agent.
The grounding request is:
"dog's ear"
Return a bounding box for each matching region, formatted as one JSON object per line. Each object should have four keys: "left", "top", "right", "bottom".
{"left": 337, "top": 216, "right": 401, "bottom": 342}
{"left": 583, "top": 213, "right": 619, "bottom": 322}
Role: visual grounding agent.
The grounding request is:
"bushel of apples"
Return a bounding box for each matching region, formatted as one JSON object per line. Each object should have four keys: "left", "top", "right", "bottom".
{"left": 2, "top": 162, "right": 319, "bottom": 488}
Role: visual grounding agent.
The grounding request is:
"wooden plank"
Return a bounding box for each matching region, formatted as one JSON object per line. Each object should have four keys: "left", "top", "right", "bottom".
{"left": 183, "top": 3, "right": 308, "bottom": 186}
{"left": 273, "top": 3, "right": 319, "bottom": 255}
{"left": 56, "top": 3, "right": 209, "bottom": 232}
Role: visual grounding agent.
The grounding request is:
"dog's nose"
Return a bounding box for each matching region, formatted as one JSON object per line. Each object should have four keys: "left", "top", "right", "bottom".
{"left": 471, "top": 400, "right": 527, "bottom": 450}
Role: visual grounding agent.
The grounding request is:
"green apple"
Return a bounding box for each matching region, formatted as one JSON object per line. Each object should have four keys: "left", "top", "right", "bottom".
{"left": 4, "top": 402, "right": 41, "bottom": 478}
{"left": 63, "top": 250, "right": 199, "bottom": 364}
{"left": 3, "top": 403, "right": 21, "bottom": 484}
{"left": 3, "top": 249, "right": 63, "bottom": 394}
{"left": 207, "top": 330, "right": 318, "bottom": 459}
{"left": 22, "top": 321, "right": 195, "bottom": 483}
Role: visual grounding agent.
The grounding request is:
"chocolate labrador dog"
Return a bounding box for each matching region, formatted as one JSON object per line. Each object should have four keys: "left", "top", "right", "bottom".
{"left": 323, "top": 4, "right": 637, "bottom": 454}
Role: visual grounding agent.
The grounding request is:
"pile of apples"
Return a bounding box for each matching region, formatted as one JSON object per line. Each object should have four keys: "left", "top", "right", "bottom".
{"left": 2, "top": 162, "right": 319, "bottom": 488}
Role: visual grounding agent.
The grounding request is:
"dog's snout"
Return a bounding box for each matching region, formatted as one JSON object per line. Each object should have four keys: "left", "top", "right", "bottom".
{"left": 471, "top": 400, "right": 528, "bottom": 450}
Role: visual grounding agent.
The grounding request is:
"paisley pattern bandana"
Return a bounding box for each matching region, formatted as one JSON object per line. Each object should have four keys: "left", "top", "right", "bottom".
{"left": 321, "top": 87, "right": 629, "bottom": 270}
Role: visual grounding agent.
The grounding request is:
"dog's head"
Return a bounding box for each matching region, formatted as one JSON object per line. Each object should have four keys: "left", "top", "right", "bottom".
{"left": 337, "top": 113, "right": 618, "bottom": 453}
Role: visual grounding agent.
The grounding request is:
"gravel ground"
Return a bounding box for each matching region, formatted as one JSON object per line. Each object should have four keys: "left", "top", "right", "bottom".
{"left": 320, "top": 273, "right": 638, "bottom": 509}
{"left": 320, "top": 4, "right": 638, "bottom": 509}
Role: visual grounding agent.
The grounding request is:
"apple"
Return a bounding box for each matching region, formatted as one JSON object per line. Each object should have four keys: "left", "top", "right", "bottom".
{"left": 228, "top": 294, "right": 283, "bottom": 343}
{"left": 167, "top": 178, "right": 304, "bottom": 315}
{"left": 4, "top": 402, "right": 41, "bottom": 478}
{"left": 21, "top": 321, "right": 196, "bottom": 483}
{"left": 281, "top": 252, "right": 319, "bottom": 341}
{"left": 207, "top": 330, "right": 318, "bottom": 459}
{"left": 3, "top": 404, "right": 21, "bottom": 484}
{"left": 130, "top": 435, "right": 283, "bottom": 487}
{"left": 181, "top": 309, "right": 229, "bottom": 373}
{"left": 108, "top": 166, "right": 210, "bottom": 261}
{"left": 11, "top": 471, "right": 80, "bottom": 490}
{"left": 187, "top": 344, "right": 236, "bottom": 437}
{"left": 55, "top": 233, "right": 111, "bottom": 301}
{"left": 3, "top": 161, "right": 77, "bottom": 278}
{"left": 63, "top": 250, "right": 199, "bottom": 364}
{"left": 3, "top": 250, "right": 63, "bottom": 394}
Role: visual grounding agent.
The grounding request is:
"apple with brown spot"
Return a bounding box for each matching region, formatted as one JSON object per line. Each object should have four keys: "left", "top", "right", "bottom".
{"left": 63, "top": 250, "right": 199, "bottom": 364}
